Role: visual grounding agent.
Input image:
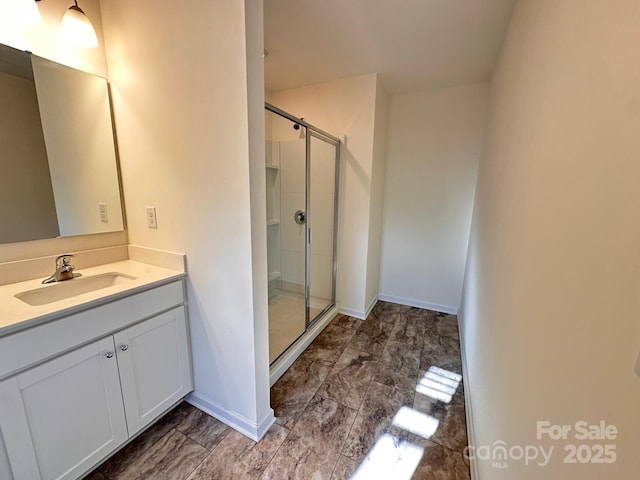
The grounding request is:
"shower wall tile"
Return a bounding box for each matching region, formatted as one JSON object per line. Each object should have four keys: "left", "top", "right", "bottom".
{"left": 280, "top": 140, "right": 305, "bottom": 193}
{"left": 310, "top": 253, "right": 332, "bottom": 300}
{"left": 281, "top": 250, "right": 304, "bottom": 287}
{"left": 310, "top": 192, "right": 335, "bottom": 255}
{"left": 280, "top": 192, "right": 305, "bottom": 253}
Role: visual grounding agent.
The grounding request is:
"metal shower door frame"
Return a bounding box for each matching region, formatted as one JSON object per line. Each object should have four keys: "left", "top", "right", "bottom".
{"left": 264, "top": 103, "right": 340, "bottom": 329}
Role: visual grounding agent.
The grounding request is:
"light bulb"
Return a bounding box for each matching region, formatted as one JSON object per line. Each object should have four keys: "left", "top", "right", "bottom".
{"left": 0, "top": 0, "right": 41, "bottom": 26}
{"left": 61, "top": 2, "right": 98, "bottom": 48}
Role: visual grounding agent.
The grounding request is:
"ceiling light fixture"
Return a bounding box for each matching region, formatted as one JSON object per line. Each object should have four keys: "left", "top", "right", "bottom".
{"left": 26, "top": 0, "right": 42, "bottom": 24}
{"left": 61, "top": 0, "right": 98, "bottom": 48}
{"left": 0, "top": 0, "right": 41, "bottom": 26}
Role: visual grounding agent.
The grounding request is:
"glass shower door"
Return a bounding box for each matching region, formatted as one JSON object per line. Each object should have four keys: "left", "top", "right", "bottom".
{"left": 266, "top": 110, "right": 307, "bottom": 363}
{"left": 266, "top": 104, "right": 340, "bottom": 364}
{"left": 306, "top": 132, "right": 338, "bottom": 325}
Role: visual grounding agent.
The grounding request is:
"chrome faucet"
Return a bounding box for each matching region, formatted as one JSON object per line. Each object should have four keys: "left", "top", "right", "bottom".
{"left": 42, "top": 254, "right": 81, "bottom": 284}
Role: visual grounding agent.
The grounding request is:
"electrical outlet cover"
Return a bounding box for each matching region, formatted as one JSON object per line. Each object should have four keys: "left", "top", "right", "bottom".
{"left": 98, "top": 203, "right": 108, "bottom": 223}
{"left": 146, "top": 206, "right": 157, "bottom": 229}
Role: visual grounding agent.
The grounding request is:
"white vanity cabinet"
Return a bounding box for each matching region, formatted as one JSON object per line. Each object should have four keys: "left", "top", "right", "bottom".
{"left": 0, "top": 338, "right": 128, "bottom": 480}
{"left": 0, "top": 279, "right": 192, "bottom": 480}
{"left": 115, "top": 307, "right": 191, "bottom": 435}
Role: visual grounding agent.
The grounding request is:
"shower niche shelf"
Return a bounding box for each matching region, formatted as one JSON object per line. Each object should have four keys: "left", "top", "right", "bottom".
{"left": 265, "top": 163, "right": 280, "bottom": 170}
{"left": 267, "top": 219, "right": 280, "bottom": 226}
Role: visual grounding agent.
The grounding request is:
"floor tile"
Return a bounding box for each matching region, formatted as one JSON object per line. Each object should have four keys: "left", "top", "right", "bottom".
{"left": 330, "top": 455, "right": 359, "bottom": 479}
{"left": 421, "top": 334, "right": 463, "bottom": 373}
{"left": 173, "top": 407, "right": 231, "bottom": 450}
{"left": 187, "top": 424, "right": 289, "bottom": 480}
{"left": 413, "top": 369, "right": 467, "bottom": 453}
{"left": 406, "top": 306, "right": 435, "bottom": 321}
{"left": 271, "top": 355, "right": 334, "bottom": 429}
{"left": 312, "top": 314, "right": 362, "bottom": 350}
{"left": 371, "top": 301, "right": 404, "bottom": 316}
{"left": 261, "top": 395, "right": 357, "bottom": 479}
{"left": 114, "top": 429, "right": 208, "bottom": 480}
{"left": 428, "top": 313, "right": 460, "bottom": 340}
{"left": 91, "top": 302, "right": 469, "bottom": 480}
{"left": 389, "top": 313, "right": 427, "bottom": 348}
{"left": 348, "top": 313, "right": 396, "bottom": 356}
{"left": 298, "top": 315, "right": 361, "bottom": 365}
{"left": 161, "top": 402, "right": 200, "bottom": 428}
{"left": 374, "top": 340, "right": 421, "bottom": 393}
{"left": 316, "top": 347, "right": 379, "bottom": 409}
{"left": 409, "top": 440, "right": 470, "bottom": 479}
{"left": 98, "top": 408, "right": 180, "bottom": 479}
{"left": 84, "top": 470, "right": 107, "bottom": 480}
{"left": 342, "top": 381, "right": 414, "bottom": 464}
{"left": 345, "top": 432, "right": 425, "bottom": 479}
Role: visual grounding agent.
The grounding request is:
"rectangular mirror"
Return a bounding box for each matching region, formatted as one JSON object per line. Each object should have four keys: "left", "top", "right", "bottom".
{"left": 0, "top": 43, "right": 124, "bottom": 244}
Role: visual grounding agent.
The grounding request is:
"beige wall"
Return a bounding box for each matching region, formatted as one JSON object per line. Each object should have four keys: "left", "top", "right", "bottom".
{"left": 0, "top": 0, "right": 126, "bottom": 264}
{"left": 270, "top": 74, "right": 386, "bottom": 318}
{"left": 100, "top": 0, "right": 273, "bottom": 438}
{"left": 244, "top": 0, "right": 271, "bottom": 424}
{"left": 364, "top": 81, "right": 389, "bottom": 310}
{"left": 461, "top": 0, "right": 640, "bottom": 478}
{"left": 379, "top": 83, "right": 488, "bottom": 313}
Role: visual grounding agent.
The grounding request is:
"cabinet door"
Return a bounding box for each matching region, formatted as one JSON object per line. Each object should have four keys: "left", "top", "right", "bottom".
{"left": 0, "top": 382, "right": 40, "bottom": 480}
{"left": 114, "top": 307, "right": 192, "bottom": 435}
{"left": 0, "top": 431, "right": 20, "bottom": 480}
{"left": 0, "top": 337, "right": 127, "bottom": 480}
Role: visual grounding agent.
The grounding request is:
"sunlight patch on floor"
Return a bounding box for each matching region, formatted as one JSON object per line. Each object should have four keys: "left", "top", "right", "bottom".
{"left": 416, "top": 366, "right": 462, "bottom": 403}
{"left": 392, "top": 406, "right": 440, "bottom": 439}
{"left": 350, "top": 434, "right": 424, "bottom": 480}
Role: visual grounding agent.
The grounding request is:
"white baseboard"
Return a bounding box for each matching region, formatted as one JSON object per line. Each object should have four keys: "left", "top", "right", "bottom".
{"left": 338, "top": 296, "right": 378, "bottom": 320}
{"left": 365, "top": 296, "right": 378, "bottom": 318}
{"left": 269, "top": 306, "right": 339, "bottom": 386}
{"left": 185, "top": 392, "right": 275, "bottom": 442}
{"left": 338, "top": 306, "right": 367, "bottom": 319}
{"left": 377, "top": 294, "right": 458, "bottom": 315}
{"left": 457, "top": 310, "right": 479, "bottom": 480}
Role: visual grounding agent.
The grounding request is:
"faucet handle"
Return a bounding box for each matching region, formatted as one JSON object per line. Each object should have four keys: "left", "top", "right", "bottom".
{"left": 55, "top": 254, "right": 76, "bottom": 267}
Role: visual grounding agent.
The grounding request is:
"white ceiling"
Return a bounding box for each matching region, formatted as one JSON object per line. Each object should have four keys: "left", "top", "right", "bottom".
{"left": 264, "top": 0, "right": 517, "bottom": 94}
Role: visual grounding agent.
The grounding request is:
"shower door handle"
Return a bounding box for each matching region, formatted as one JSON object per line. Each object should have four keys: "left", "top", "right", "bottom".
{"left": 294, "top": 210, "right": 306, "bottom": 225}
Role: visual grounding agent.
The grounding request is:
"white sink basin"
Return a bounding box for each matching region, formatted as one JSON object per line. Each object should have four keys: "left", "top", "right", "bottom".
{"left": 15, "top": 272, "right": 137, "bottom": 306}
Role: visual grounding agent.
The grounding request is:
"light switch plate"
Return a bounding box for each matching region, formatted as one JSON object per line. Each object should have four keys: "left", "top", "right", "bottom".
{"left": 146, "top": 206, "right": 157, "bottom": 229}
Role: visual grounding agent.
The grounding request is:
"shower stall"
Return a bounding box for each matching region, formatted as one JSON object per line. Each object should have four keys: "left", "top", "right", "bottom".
{"left": 264, "top": 103, "right": 340, "bottom": 364}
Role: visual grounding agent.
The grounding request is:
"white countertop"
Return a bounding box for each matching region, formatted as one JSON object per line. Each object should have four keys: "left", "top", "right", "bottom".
{"left": 0, "top": 260, "right": 186, "bottom": 337}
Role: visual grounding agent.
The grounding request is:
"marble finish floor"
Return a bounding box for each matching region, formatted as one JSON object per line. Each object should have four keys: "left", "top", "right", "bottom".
{"left": 88, "top": 301, "right": 469, "bottom": 480}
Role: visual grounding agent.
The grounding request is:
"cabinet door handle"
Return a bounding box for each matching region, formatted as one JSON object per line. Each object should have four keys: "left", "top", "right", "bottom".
{"left": 119, "top": 344, "right": 129, "bottom": 352}
{"left": 105, "top": 351, "right": 114, "bottom": 359}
